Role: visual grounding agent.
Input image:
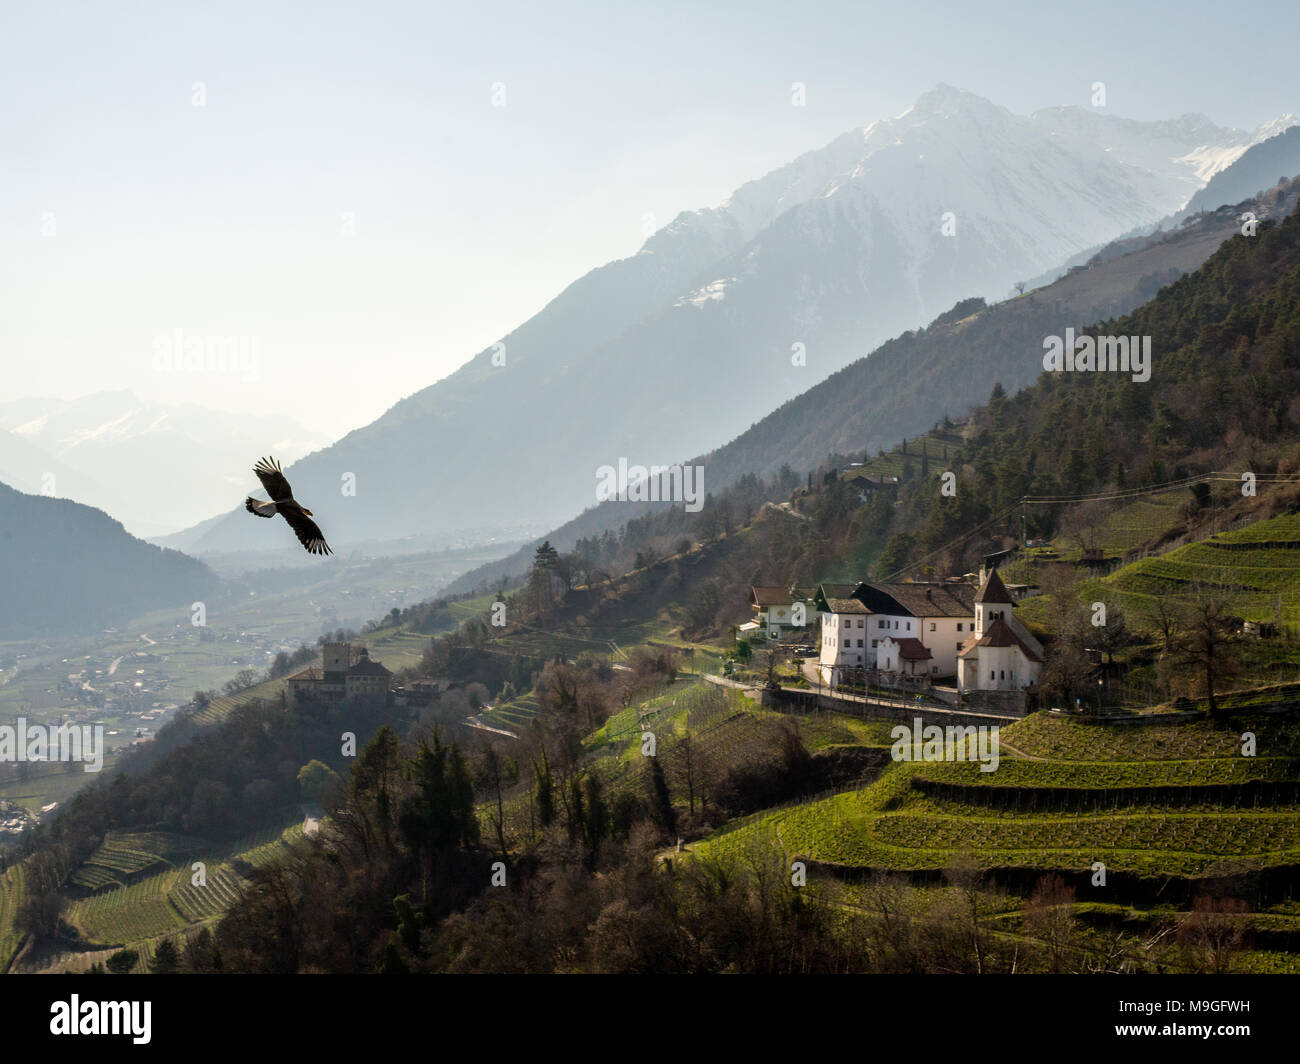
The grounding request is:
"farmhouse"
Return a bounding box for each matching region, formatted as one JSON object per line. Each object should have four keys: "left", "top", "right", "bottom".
{"left": 814, "top": 580, "right": 975, "bottom": 686}
{"left": 747, "top": 585, "right": 817, "bottom": 641}
{"left": 286, "top": 642, "right": 393, "bottom": 708}
{"left": 874, "top": 580, "right": 977, "bottom": 677}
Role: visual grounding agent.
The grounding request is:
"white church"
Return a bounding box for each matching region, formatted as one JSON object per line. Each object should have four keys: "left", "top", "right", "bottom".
{"left": 956, "top": 569, "right": 1044, "bottom": 693}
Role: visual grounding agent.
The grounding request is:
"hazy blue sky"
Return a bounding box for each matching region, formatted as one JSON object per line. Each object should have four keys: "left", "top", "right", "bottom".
{"left": 3, "top": 0, "right": 1295, "bottom": 437}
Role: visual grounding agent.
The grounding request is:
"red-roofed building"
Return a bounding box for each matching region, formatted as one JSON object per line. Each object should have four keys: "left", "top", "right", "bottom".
{"left": 878, "top": 636, "right": 933, "bottom": 678}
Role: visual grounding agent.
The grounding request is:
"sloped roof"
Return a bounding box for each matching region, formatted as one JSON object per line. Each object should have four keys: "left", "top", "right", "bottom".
{"left": 287, "top": 666, "right": 323, "bottom": 681}
{"left": 813, "top": 583, "right": 856, "bottom": 612}
{"left": 750, "top": 585, "right": 795, "bottom": 607}
{"left": 879, "top": 581, "right": 975, "bottom": 618}
{"left": 852, "top": 582, "right": 912, "bottom": 616}
{"left": 974, "top": 568, "right": 1015, "bottom": 605}
{"left": 887, "top": 637, "right": 932, "bottom": 660}
{"left": 349, "top": 656, "right": 392, "bottom": 677}
{"left": 961, "top": 618, "right": 1043, "bottom": 662}
{"left": 823, "top": 597, "right": 869, "bottom": 614}
{"left": 818, "top": 583, "right": 857, "bottom": 598}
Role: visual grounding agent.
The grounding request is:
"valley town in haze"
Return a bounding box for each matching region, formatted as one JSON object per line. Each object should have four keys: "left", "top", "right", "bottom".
{"left": 3, "top": 0, "right": 1300, "bottom": 1017}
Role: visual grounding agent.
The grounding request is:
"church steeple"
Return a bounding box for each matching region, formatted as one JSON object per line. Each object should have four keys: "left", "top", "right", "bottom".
{"left": 973, "top": 568, "right": 1014, "bottom": 636}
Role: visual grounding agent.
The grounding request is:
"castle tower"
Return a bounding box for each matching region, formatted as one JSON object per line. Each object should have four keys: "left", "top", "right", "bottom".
{"left": 322, "top": 642, "right": 352, "bottom": 682}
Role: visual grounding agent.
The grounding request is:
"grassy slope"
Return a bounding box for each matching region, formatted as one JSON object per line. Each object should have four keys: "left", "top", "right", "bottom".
{"left": 692, "top": 711, "right": 1300, "bottom": 879}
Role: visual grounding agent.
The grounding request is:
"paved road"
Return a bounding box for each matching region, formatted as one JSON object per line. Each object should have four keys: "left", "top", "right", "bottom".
{"left": 707, "top": 669, "right": 1012, "bottom": 720}
{"left": 464, "top": 713, "right": 519, "bottom": 739}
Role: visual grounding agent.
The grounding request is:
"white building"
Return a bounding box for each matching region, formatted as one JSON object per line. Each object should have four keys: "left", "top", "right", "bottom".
{"left": 748, "top": 585, "right": 816, "bottom": 641}
{"left": 878, "top": 635, "right": 932, "bottom": 677}
{"left": 817, "top": 593, "right": 870, "bottom": 682}
{"left": 814, "top": 582, "right": 925, "bottom": 686}
{"left": 873, "top": 581, "right": 977, "bottom": 678}
{"left": 813, "top": 580, "right": 977, "bottom": 686}
{"left": 957, "top": 569, "right": 1044, "bottom": 693}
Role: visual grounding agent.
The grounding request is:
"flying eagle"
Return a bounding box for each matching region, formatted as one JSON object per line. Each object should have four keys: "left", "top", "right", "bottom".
{"left": 244, "top": 456, "right": 332, "bottom": 555}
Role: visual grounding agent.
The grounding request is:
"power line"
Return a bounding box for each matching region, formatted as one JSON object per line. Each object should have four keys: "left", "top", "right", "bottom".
{"left": 884, "top": 470, "right": 1300, "bottom": 581}
{"left": 1020, "top": 472, "right": 1300, "bottom": 506}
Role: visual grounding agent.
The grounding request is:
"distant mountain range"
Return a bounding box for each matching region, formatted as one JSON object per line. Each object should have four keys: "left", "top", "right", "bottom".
{"left": 1178, "top": 124, "right": 1300, "bottom": 219}
{"left": 0, "top": 481, "right": 216, "bottom": 638}
{"left": 0, "top": 391, "right": 328, "bottom": 537}
{"left": 442, "top": 172, "right": 1300, "bottom": 595}
{"left": 165, "top": 86, "right": 1293, "bottom": 556}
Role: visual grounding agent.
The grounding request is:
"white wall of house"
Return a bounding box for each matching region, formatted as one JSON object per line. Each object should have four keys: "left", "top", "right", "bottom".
{"left": 878, "top": 636, "right": 899, "bottom": 673}
{"left": 758, "top": 601, "right": 811, "bottom": 639}
{"left": 915, "top": 615, "right": 974, "bottom": 677}
{"left": 818, "top": 610, "right": 870, "bottom": 684}
{"left": 879, "top": 637, "right": 930, "bottom": 677}
{"left": 863, "top": 613, "right": 914, "bottom": 670}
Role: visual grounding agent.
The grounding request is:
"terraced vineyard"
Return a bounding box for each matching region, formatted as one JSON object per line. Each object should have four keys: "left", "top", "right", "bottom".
{"left": 168, "top": 865, "right": 245, "bottom": 924}
{"left": 842, "top": 431, "right": 963, "bottom": 482}
{"left": 483, "top": 679, "right": 895, "bottom": 847}
{"left": 68, "top": 832, "right": 206, "bottom": 893}
{"left": 480, "top": 692, "right": 540, "bottom": 732}
{"left": 68, "top": 867, "right": 188, "bottom": 944}
{"left": 0, "top": 865, "right": 25, "bottom": 972}
{"left": 693, "top": 711, "right": 1300, "bottom": 880}
{"left": 1004, "top": 712, "right": 1300, "bottom": 762}
{"left": 234, "top": 821, "right": 304, "bottom": 868}
{"left": 62, "top": 820, "right": 304, "bottom": 956}
{"left": 1027, "top": 512, "right": 1300, "bottom": 631}
{"left": 190, "top": 679, "right": 287, "bottom": 728}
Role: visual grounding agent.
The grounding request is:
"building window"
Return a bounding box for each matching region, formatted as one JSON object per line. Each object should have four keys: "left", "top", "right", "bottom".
{"left": 990, "top": 671, "right": 995, "bottom": 681}
{"left": 857, "top": 619, "right": 863, "bottom": 628}
{"left": 871, "top": 640, "right": 878, "bottom": 648}
{"left": 957, "top": 623, "right": 963, "bottom": 631}
{"left": 857, "top": 639, "right": 863, "bottom": 648}
{"left": 929, "top": 622, "right": 935, "bottom": 632}
{"left": 844, "top": 639, "right": 850, "bottom": 648}
{"left": 906, "top": 621, "right": 912, "bottom": 631}
{"left": 1000, "top": 670, "right": 1005, "bottom": 680}
{"left": 878, "top": 619, "right": 885, "bottom": 629}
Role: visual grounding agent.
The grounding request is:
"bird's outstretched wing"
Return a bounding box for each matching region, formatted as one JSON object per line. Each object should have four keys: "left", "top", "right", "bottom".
{"left": 245, "top": 497, "right": 277, "bottom": 518}
{"left": 281, "top": 508, "right": 333, "bottom": 555}
{"left": 253, "top": 456, "right": 294, "bottom": 502}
